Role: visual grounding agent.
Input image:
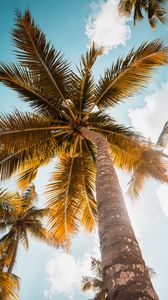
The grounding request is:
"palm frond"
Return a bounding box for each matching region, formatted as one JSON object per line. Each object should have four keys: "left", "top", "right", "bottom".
{"left": 93, "top": 40, "right": 168, "bottom": 110}
{"left": 82, "top": 276, "right": 95, "bottom": 292}
{"left": 12, "top": 10, "right": 72, "bottom": 111}
{"left": 81, "top": 258, "right": 106, "bottom": 300}
{"left": 156, "top": 121, "right": 168, "bottom": 148}
{"left": 0, "top": 135, "right": 57, "bottom": 181}
{"left": 26, "top": 222, "right": 59, "bottom": 246}
{"left": 0, "top": 271, "right": 20, "bottom": 300}
{"left": 119, "top": 0, "right": 135, "bottom": 16}
{"left": 0, "top": 231, "right": 16, "bottom": 269}
{"left": 0, "top": 63, "right": 63, "bottom": 117}
{"left": 80, "top": 156, "right": 97, "bottom": 232}
{"left": 0, "top": 109, "right": 64, "bottom": 150}
{"left": 128, "top": 146, "right": 168, "bottom": 197}
{"left": 91, "top": 258, "right": 103, "bottom": 280}
{"left": 17, "top": 161, "right": 39, "bottom": 190}
{"left": 119, "top": 0, "right": 167, "bottom": 28}
{"left": 71, "top": 43, "right": 103, "bottom": 114}
{"left": 0, "top": 189, "right": 15, "bottom": 219}
{"left": 46, "top": 156, "right": 86, "bottom": 242}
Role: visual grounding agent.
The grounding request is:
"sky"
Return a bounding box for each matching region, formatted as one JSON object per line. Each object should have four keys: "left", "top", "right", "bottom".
{"left": 1, "top": 0, "right": 168, "bottom": 299}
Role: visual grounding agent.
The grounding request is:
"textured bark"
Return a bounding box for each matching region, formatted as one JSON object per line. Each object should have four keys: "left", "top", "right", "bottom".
{"left": 8, "top": 230, "right": 20, "bottom": 274}
{"left": 80, "top": 127, "right": 159, "bottom": 300}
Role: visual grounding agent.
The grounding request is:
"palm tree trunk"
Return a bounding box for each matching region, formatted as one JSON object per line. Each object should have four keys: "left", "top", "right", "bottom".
{"left": 8, "top": 230, "right": 20, "bottom": 274}
{"left": 80, "top": 127, "right": 159, "bottom": 300}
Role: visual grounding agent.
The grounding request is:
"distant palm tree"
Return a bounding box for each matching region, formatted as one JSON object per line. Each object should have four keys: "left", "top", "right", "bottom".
{"left": 0, "top": 10, "right": 168, "bottom": 298}
{"left": 119, "top": 0, "right": 167, "bottom": 29}
{"left": 82, "top": 257, "right": 107, "bottom": 300}
{"left": 0, "top": 184, "right": 58, "bottom": 274}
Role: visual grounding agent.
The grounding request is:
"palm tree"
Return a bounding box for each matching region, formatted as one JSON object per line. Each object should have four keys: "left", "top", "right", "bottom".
{"left": 0, "top": 184, "right": 58, "bottom": 274}
{"left": 82, "top": 257, "right": 107, "bottom": 300}
{"left": 0, "top": 9, "right": 168, "bottom": 298}
{"left": 119, "top": 0, "right": 167, "bottom": 29}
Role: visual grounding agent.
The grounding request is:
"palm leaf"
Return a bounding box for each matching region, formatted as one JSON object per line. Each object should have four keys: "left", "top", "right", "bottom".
{"left": 12, "top": 10, "right": 72, "bottom": 110}
{"left": 0, "top": 109, "right": 67, "bottom": 150}
{"left": 80, "top": 156, "right": 97, "bottom": 232}
{"left": 81, "top": 258, "right": 106, "bottom": 300}
{"left": 119, "top": 0, "right": 167, "bottom": 28}
{"left": 0, "top": 134, "right": 58, "bottom": 181}
{"left": 46, "top": 156, "right": 85, "bottom": 242}
{"left": 17, "top": 161, "right": 39, "bottom": 189}
{"left": 71, "top": 43, "right": 103, "bottom": 115}
{"left": 0, "top": 231, "right": 16, "bottom": 269}
{"left": 128, "top": 146, "right": 168, "bottom": 197}
{"left": 156, "top": 121, "right": 168, "bottom": 148}
{"left": 0, "top": 189, "right": 15, "bottom": 219}
{"left": 93, "top": 40, "right": 168, "bottom": 110}
{"left": 0, "top": 63, "right": 63, "bottom": 116}
{"left": 0, "top": 271, "right": 20, "bottom": 300}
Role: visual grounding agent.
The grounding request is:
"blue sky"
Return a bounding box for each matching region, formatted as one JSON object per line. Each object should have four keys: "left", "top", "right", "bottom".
{"left": 1, "top": 0, "right": 168, "bottom": 299}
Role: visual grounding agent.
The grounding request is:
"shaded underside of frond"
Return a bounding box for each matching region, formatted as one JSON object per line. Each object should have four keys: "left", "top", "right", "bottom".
{"left": 0, "top": 110, "right": 59, "bottom": 150}
{"left": 46, "top": 154, "right": 96, "bottom": 242}
{"left": 0, "top": 134, "right": 58, "bottom": 181}
{"left": 17, "top": 162, "right": 39, "bottom": 190}
{"left": 0, "top": 231, "right": 16, "bottom": 270}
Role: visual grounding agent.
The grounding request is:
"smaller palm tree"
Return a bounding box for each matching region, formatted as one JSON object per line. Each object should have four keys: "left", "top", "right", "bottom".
{"left": 82, "top": 257, "right": 107, "bottom": 300}
{"left": 119, "top": 0, "right": 167, "bottom": 29}
{"left": 0, "top": 184, "right": 59, "bottom": 274}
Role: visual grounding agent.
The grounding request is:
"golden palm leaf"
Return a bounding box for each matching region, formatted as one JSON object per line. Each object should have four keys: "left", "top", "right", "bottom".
{"left": 0, "top": 271, "right": 20, "bottom": 300}
{"left": 93, "top": 40, "right": 168, "bottom": 110}
{"left": 12, "top": 10, "right": 72, "bottom": 111}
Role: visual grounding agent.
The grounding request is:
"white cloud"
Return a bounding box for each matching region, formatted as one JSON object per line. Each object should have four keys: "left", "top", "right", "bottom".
{"left": 128, "top": 80, "right": 168, "bottom": 142}
{"left": 85, "top": 0, "right": 131, "bottom": 53}
{"left": 44, "top": 232, "right": 100, "bottom": 299}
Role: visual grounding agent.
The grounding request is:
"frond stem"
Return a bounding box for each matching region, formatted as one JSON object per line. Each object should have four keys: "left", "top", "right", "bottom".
{"left": 0, "top": 126, "right": 71, "bottom": 136}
